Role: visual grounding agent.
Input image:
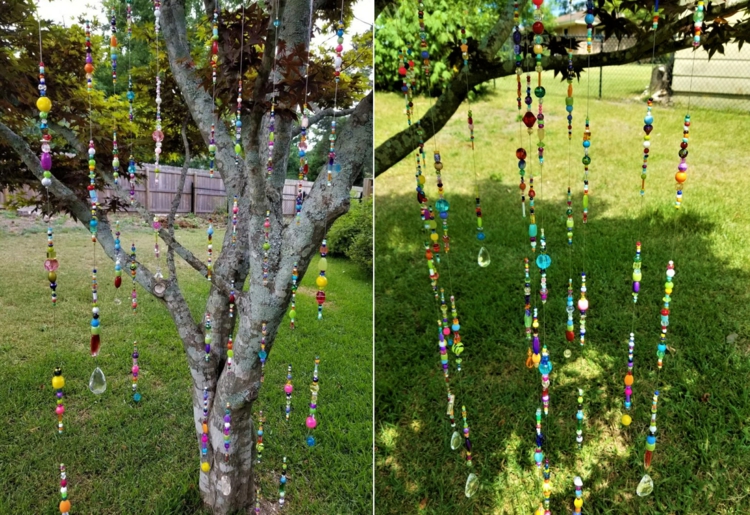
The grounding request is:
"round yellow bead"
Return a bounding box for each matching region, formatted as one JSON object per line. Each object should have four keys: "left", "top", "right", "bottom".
{"left": 52, "top": 375, "right": 65, "bottom": 389}
{"left": 621, "top": 414, "right": 632, "bottom": 426}
{"left": 574, "top": 498, "right": 583, "bottom": 508}
{"left": 315, "top": 276, "right": 328, "bottom": 288}
{"left": 430, "top": 233, "right": 438, "bottom": 242}
{"left": 200, "top": 462, "right": 211, "bottom": 473}
{"left": 37, "top": 96, "right": 52, "bottom": 113}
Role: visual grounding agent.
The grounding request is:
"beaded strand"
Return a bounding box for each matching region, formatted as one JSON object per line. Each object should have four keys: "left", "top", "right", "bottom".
{"left": 541, "top": 458, "right": 551, "bottom": 515}
{"left": 640, "top": 100, "right": 654, "bottom": 195}
{"left": 576, "top": 388, "right": 584, "bottom": 447}
{"left": 622, "top": 333, "right": 634, "bottom": 426}
{"left": 223, "top": 403, "right": 231, "bottom": 461}
{"left": 231, "top": 197, "right": 238, "bottom": 246}
{"left": 259, "top": 322, "right": 268, "bottom": 382}
{"left": 675, "top": 115, "right": 691, "bottom": 209}
{"left": 59, "top": 464, "right": 71, "bottom": 515}
{"left": 266, "top": 2, "right": 280, "bottom": 179}
{"left": 289, "top": 264, "right": 298, "bottom": 328}
{"left": 52, "top": 367, "right": 65, "bottom": 433}
{"left": 229, "top": 281, "right": 235, "bottom": 318}
{"left": 90, "top": 266, "right": 101, "bottom": 357}
{"left": 573, "top": 476, "right": 584, "bottom": 514}
{"left": 152, "top": 0, "right": 163, "bottom": 183}
{"left": 534, "top": 407, "right": 544, "bottom": 467}
{"left": 132, "top": 342, "right": 141, "bottom": 402}
{"left": 632, "top": 242, "right": 642, "bottom": 302}
{"left": 226, "top": 336, "right": 234, "bottom": 372}
{"left": 263, "top": 211, "right": 270, "bottom": 285}
{"left": 316, "top": 240, "right": 328, "bottom": 319}
{"left": 578, "top": 272, "right": 588, "bottom": 346}
{"left": 585, "top": 0, "right": 594, "bottom": 53}
{"left": 208, "top": 3, "right": 219, "bottom": 178}
{"left": 200, "top": 387, "right": 210, "bottom": 473}
{"left": 657, "top": 261, "right": 675, "bottom": 369}
{"left": 45, "top": 222, "right": 58, "bottom": 305}
{"left": 204, "top": 312, "right": 212, "bottom": 362}
{"left": 256, "top": 411, "right": 265, "bottom": 463}
{"left": 278, "top": 457, "right": 288, "bottom": 506}
{"left": 327, "top": 18, "right": 345, "bottom": 185}
{"left": 284, "top": 364, "right": 293, "bottom": 421}
{"left": 207, "top": 219, "right": 213, "bottom": 281}
{"left": 462, "top": 406, "right": 477, "bottom": 497}
{"left": 644, "top": 390, "right": 659, "bottom": 468}
{"left": 450, "top": 295, "right": 463, "bottom": 371}
{"left": 524, "top": 259, "right": 534, "bottom": 367}
{"left": 110, "top": 9, "right": 120, "bottom": 186}
{"left": 129, "top": 242, "right": 138, "bottom": 311}
{"left": 539, "top": 345, "right": 551, "bottom": 415}
{"left": 306, "top": 357, "right": 320, "bottom": 446}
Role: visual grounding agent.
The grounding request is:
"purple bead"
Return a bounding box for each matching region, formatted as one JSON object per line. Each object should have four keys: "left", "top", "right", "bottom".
{"left": 224, "top": 443, "right": 230, "bottom": 449}
{"left": 132, "top": 351, "right": 139, "bottom": 358}
{"left": 40, "top": 152, "right": 52, "bottom": 170}
{"left": 513, "top": 30, "right": 522, "bottom": 44}
{"left": 205, "top": 344, "right": 211, "bottom": 353}
{"left": 678, "top": 161, "right": 688, "bottom": 171}
{"left": 310, "top": 403, "right": 317, "bottom": 409}
{"left": 224, "top": 415, "right": 231, "bottom": 422}
{"left": 633, "top": 281, "right": 640, "bottom": 293}
{"left": 57, "top": 392, "right": 63, "bottom": 398}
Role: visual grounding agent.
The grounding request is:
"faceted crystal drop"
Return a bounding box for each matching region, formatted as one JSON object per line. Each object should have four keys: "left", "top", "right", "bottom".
{"left": 477, "top": 247, "right": 491, "bottom": 268}
{"left": 450, "top": 431, "right": 462, "bottom": 450}
{"left": 636, "top": 474, "right": 654, "bottom": 497}
{"left": 465, "top": 473, "right": 479, "bottom": 498}
{"left": 89, "top": 367, "right": 107, "bottom": 395}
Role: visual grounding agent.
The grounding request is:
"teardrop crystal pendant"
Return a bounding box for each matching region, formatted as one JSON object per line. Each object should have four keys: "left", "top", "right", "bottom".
{"left": 636, "top": 474, "right": 654, "bottom": 497}
{"left": 464, "top": 472, "right": 478, "bottom": 498}
{"left": 477, "top": 247, "right": 491, "bottom": 268}
{"left": 89, "top": 367, "right": 107, "bottom": 395}
{"left": 450, "top": 431, "right": 462, "bottom": 450}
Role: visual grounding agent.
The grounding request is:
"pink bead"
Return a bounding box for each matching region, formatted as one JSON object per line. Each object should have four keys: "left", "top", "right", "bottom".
{"left": 132, "top": 365, "right": 139, "bottom": 374}
{"left": 44, "top": 259, "right": 59, "bottom": 271}
{"left": 264, "top": 221, "right": 270, "bottom": 228}
{"left": 55, "top": 405, "right": 65, "bottom": 415}
{"left": 306, "top": 416, "right": 317, "bottom": 429}
{"left": 60, "top": 479, "right": 67, "bottom": 487}
{"left": 442, "top": 327, "right": 450, "bottom": 335}
{"left": 284, "top": 384, "right": 293, "bottom": 394}
{"left": 625, "top": 386, "right": 632, "bottom": 395}
{"left": 40, "top": 152, "right": 52, "bottom": 170}
{"left": 151, "top": 130, "right": 164, "bottom": 142}
{"left": 578, "top": 299, "right": 589, "bottom": 311}
{"left": 335, "top": 45, "right": 343, "bottom": 52}
{"left": 201, "top": 434, "right": 208, "bottom": 443}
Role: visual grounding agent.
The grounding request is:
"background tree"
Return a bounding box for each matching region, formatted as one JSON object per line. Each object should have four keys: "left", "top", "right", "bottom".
{"left": 0, "top": 0, "right": 373, "bottom": 512}
{"left": 374, "top": 0, "right": 750, "bottom": 176}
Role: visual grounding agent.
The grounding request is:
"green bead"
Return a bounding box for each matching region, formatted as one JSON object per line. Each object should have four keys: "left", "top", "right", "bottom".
{"left": 91, "top": 326, "right": 100, "bottom": 335}
{"left": 476, "top": 218, "right": 482, "bottom": 228}
{"left": 234, "top": 144, "right": 241, "bottom": 154}
{"left": 227, "top": 350, "right": 234, "bottom": 357}
{"left": 289, "top": 309, "right": 296, "bottom": 319}
{"left": 565, "top": 97, "right": 574, "bottom": 106}
{"left": 645, "top": 442, "right": 656, "bottom": 451}
{"left": 209, "top": 144, "right": 217, "bottom": 152}
{"left": 583, "top": 196, "right": 589, "bottom": 209}
{"left": 566, "top": 219, "right": 574, "bottom": 228}
{"left": 263, "top": 242, "right": 271, "bottom": 251}
{"left": 582, "top": 156, "right": 591, "bottom": 165}
{"left": 534, "top": 86, "right": 545, "bottom": 98}
{"left": 89, "top": 159, "right": 95, "bottom": 166}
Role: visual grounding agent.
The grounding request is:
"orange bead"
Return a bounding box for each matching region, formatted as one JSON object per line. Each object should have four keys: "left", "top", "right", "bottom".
{"left": 60, "top": 500, "right": 71, "bottom": 513}
{"left": 84, "top": 63, "right": 94, "bottom": 73}
{"left": 624, "top": 374, "right": 634, "bottom": 386}
{"left": 110, "top": 36, "right": 117, "bottom": 47}
{"left": 675, "top": 171, "right": 687, "bottom": 184}
{"left": 460, "top": 44, "right": 468, "bottom": 52}
{"left": 202, "top": 423, "right": 208, "bottom": 433}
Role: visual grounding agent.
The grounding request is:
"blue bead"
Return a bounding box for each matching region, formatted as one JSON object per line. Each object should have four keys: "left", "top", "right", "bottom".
{"left": 534, "top": 452, "right": 544, "bottom": 462}
{"left": 273, "top": 19, "right": 280, "bottom": 27}
{"left": 337, "top": 29, "right": 344, "bottom": 36}
{"left": 258, "top": 351, "right": 267, "bottom": 359}
{"left": 585, "top": 13, "right": 595, "bottom": 23}
{"left": 536, "top": 254, "right": 552, "bottom": 269}
{"left": 583, "top": 140, "right": 591, "bottom": 148}
{"left": 306, "top": 435, "right": 315, "bottom": 446}
{"left": 658, "top": 344, "right": 667, "bottom": 352}
{"left": 435, "top": 199, "right": 450, "bottom": 212}
{"left": 127, "top": 91, "right": 135, "bottom": 100}
{"left": 477, "top": 232, "right": 485, "bottom": 241}
{"left": 280, "top": 476, "right": 287, "bottom": 484}
{"left": 644, "top": 115, "right": 654, "bottom": 124}
{"left": 298, "top": 150, "right": 306, "bottom": 157}
{"left": 439, "top": 211, "right": 448, "bottom": 219}
{"left": 91, "top": 319, "right": 100, "bottom": 327}
{"left": 421, "top": 51, "right": 429, "bottom": 59}
{"left": 89, "top": 219, "right": 98, "bottom": 227}
{"left": 133, "top": 392, "right": 142, "bottom": 402}
{"left": 647, "top": 435, "right": 656, "bottom": 444}
{"left": 207, "top": 227, "right": 214, "bottom": 235}
{"left": 576, "top": 412, "right": 584, "bottom": 420}
{"left": 566, "top": 105, "right": 573, "bottom": 112}
{"left": 235, "top": 120, "right": 242, "bottom": 127}
{"left": 452, "top": 324, "right": 460, "bottom": 332}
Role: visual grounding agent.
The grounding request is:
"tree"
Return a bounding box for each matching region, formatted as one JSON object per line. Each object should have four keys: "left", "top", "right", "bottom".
{"left": 374, "top": 0, "right": 750, "bottom": 176}
{"left": 0, "top": 0, "right": 373, "bottom": 512}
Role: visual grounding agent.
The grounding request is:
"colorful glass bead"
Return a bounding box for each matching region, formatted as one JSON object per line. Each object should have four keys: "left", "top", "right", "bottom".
{"left": 576, "top": 388, "right": 584, "bottom": 447}
{"left": 644, "top": 391, "right": 659, "bottom": 468}
{"left": 289, "top": 263, "right": 298, "bottom": 329}
{"left": 223, "top": 403, "right": 231, "bottom": 461}
{"left": 59, "top": 464, "right": 70, "bottom": 514}
{"left": 657, "top": 261, "right": 675, "bottom": 369}
{"left": 284, "top": 364, "right": 293, "bottom": 421}
{"left": 204, "top": 312, "right": 212, "bottom": 362}
{"left": 200, "top": 387, "right": 210, "bottom": 472}
{"left": 260, "top": 322, "right": 267, "bottom": 382}
{"left": 263, "top": 211, "right": 270, "bottom": 285}
{"left": 578, "top": 272, "right": 588, "bottom": 346}
{"left": 206, "top": 219, "right": 213, "bottom": 281}
{"left": 132, "top": 341, "right": 140, "bottom": 402}
{"left": 53, "top": 367, "right": 64, "bottom": 433}
{"left": 317, "top": 240, "right": 328, "bottom": 319}
{"left": 256, "top": 411, "right": 265, "bottom": 463}
{"left": 582, "top": 118, "right": 591, "bottom": 223}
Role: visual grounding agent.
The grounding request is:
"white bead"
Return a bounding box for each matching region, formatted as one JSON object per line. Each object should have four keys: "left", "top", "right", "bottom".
{"left": 643, "top": 140, "right": 650, "bottom": 148}
{"left": 574, "top": 476, "right": 583, "bottom": 487}
{"left": 41, "top": 178, "right": 52, "bottom": 187}
{"left": 92, "top": 307, "right": 99, "bottom": 314}
{"left": 649, "top": 425, "right": 657, "bottom": 433}
{"left": 334, "top": 56, "right": 342, "bottom": 67}
{"left": 666, "top": 269, "right": 675, "bottom": 278}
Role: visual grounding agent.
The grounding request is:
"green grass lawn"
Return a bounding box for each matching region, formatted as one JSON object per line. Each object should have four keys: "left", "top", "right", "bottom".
{"left": 0, "top": 215, "right": 372, "bottom": 514}
{"left": 374, "top": 75, "right": 750, "bottom": 515}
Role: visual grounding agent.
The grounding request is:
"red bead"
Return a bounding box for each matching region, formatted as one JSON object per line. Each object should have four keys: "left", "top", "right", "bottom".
{"left": 516, "top": 148, "right": 527, "bottom": 159}
{"left": 398, "top": 66, "right": 407, "bottom": 76}
{"left": 522, "top": 112, "right": 536, "bottom": 128}
{"left": 316, "top": 291, "right": 326, "bottom": 305}
{"left": 114, "top": 276, "right": 122, "bottom": 288}
{"left": 532, "top": 21, "right": 544, "bottom": 34}
{"left": 565, "top": 331, "right": 575, "bottom": 342}
{"left": 211, "top": 41, "right": 218, "bottom": 54}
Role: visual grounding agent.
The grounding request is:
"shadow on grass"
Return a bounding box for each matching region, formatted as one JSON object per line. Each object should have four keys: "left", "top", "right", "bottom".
{"left": 375, "top": 179, "right": 750, "bottom": 514}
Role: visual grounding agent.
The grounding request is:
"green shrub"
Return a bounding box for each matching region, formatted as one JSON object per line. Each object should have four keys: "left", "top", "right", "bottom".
{"left": 327, "top": 196, "right": 372, "bottom": 273}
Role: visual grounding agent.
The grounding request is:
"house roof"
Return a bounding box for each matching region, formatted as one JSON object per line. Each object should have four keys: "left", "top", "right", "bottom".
{"left": 554, "top": 11, "right": 601, "bottom": 28}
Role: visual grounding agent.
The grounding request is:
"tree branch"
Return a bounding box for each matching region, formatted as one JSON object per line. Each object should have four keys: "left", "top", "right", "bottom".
{"left": 167, "top": 114, "right": 192, "bottom": 281}
{"left": 479, "top": 0, "right": 527, "bottom": 61}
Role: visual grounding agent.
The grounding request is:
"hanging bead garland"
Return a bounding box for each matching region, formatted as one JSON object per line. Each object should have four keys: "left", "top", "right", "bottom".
{"left": 204, "top": 312, "right": 212, "bottom": 362}
{"left": 229, "top": 281, "right": 235, "bottom": 318}
{"left": 534, "top": 407, "right": 544, "bottom": 467}
{"left": 640, "top": 100, "right": 654, "bottom": 195}
{"left": 541, "top": 458, "right": 551, "bottom": 515}
{"left": 433, "top": 152, "right": 451, "bottom": 254}
{"left": 266, "top": 4, "right": 280, "bottom": 179}
{"left": 531, "top": 307, "right": 540, "bottom": 366}
{"left": 531, "top": 0, "right": 546, "bottom": 165}
{"left": 316, "top": 240, "right": 328, "bottom": 319}
{"left": 575, "top": 388, "right": 584, "bottom": 447}
{"left": 565, "top": 278, "right": 575, "bottom": 342}
{"left": 578, "top": 272, "right": 588, "bottom": 346}
{"left": 657, "top": 261, "right": 675, "bottom": 369}
{"left": 632, "top": 242, "right": 642, "bottom": 302}
{"left": 256, "top": 410, "right": 265, "bottom": 463}
{"left": 289, "top": 263, "right": 298, "bottom": 328}
{"left": 622, "top": 333, "right": 634, "bottom": 426}
{"left": 644, "top": 390, "right": 659, "bottom": 468}
{"left": 201, "top": 387, "right": 210, "bottom": 472}
{"left": 585, "top": 0, "right": 594, "bottom": 53}
{"left": 284, "top": 364, "right": 293, "bottom": 421}
{"left": 223, "top": 403, "right": 231, "bottom": 461}
{"left": 263, "top": 211, "right": 270, "bottom": 286}
{"left": 278, "top": 456, "right": 288, "bottom": 506}
{"left": 524, "top": 259, "right": 534, "bottom": 367}
{"left": 52, "top": 367, "right": 65, "bottom": 433}
{"left": 130, "top": 242, "right": 138, "bottom": 311}
{"left": 114, "top": 221, "right": 122, "bottom": 298}
{"left": 450, "top": 295, "right": 463, "bottom": 371}
{"left": 90, "top": 266, "right": 101, "bottom": 357}
{"left": 581, "top": 118, "right": 591, "bottom": 223}
{"left": 128, "top": 154, "right": 136, "bottom": 205}
{"left": 260, "top": 322, "right": 268, "bottom": 381}
{"left": 424, "top": 243, "right": 439, "bottom": 299}
{"left": 234, "top": 81, "right": 243, "bottom": 165}
{"left": 127, "top": 0, "right": 134, "bottom": 122}
{"left": 207, "top": 219, "right": 213, "bottom": 281}
{"left": 297, "top": 107, "right": 309, "bottom": 223}
{"left": 208, "top": 4, "right": 219, "bottom": 178}
{"left": 517, "top": 147, "right": 527, "bottom": 217}
{"left": 110, "top": 10, "right": 120, "bottom": 185}
{"left": 38, "top": 64, "right": 53, "bottom": 188}
{"left": 132, "top": 341, "right": 141, "bottom": 402}
{"left": 573, "top": 476, "right": 583, "bottom": 514}
{"left": 255, "top": 491, "right": 261, "bottom": 514}
{"left": 84, "top": 20, "right": 94, "bottom": 91}
{"left": 674, "top": 114, "right": 690, "bottom": 209}
{"left": 539, "top": 345, "right": 551, "bottom": 415}
{"left": 693, "top": 0, "right": 704, "bottom": 46}
{"left": 231, "top": 197, "right": 238, "bottom": 246}
{"left": 306, "top": 357, "right": 320, "bottom": 447}
{"left": 537, "top": 230, "right": 549, "bottom": 303}
{"left": 226, "top": 336, "right": 234, "bottom": 372}
{"left": 462, "top": 406, "right": 477, "bottom": 498}
{"left": 46, "top": 223, "right": 58, "bottom": 305}
{"left": 153, "top": 216, "right": 162, "bottom": 279}
{"left": 59, "top": 464, "right": 71, "bottom": 515}
{"left": 152, "top": 0, "right": 163, "bottom": 183}
{"left": 327, "top": 19, "right": 346, "bottom": 185}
